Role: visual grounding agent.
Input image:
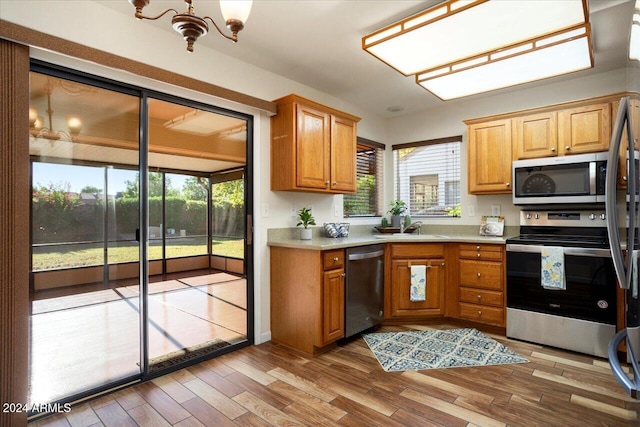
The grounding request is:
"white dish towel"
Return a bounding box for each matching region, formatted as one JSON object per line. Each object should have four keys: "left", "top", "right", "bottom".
{"left": 541, "top": 246, "right": 566, "bottom": 290}
{"left": 410, "top": 265, "right": 427, "bottom": 301}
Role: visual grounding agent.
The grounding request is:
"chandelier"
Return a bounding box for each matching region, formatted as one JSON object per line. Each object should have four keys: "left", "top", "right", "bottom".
{"left": 129, "top": 0, "right": 253, "bottom": 52}
{"left": 29, "top": 80, "right": 82, "bottom": 141}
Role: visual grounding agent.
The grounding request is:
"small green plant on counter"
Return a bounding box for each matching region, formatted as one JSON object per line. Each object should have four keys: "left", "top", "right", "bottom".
{"left": 388, "top": 200, "right": 407, "bottom": 216}
{"left": 447, "top": 203, "right": 461, "bottom": 217}
{"left": 296, "top": 207, "right": 316, "bottom": 229}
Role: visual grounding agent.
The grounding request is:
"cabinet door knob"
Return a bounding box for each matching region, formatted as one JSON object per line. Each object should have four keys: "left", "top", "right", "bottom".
{"left": 341, "top": 273, "right": 346, "bottom": 277}
{"left": 333, "top": 257, "right": 339, "bottom": 262}
{"left": 623, "top": 176, "right": 628, "bottom": 181}
{"left": 477, "top": 253, "right": 481, "bottom": 258}
{"left": 325, "top": 180, "right": 330, "bottom": 185}
{"left": 476, "top": 245, "right": 480, "bottom": 250}
{"left": 333, "top": 181, "right": 337, "bottom": 186}
{"left": 565, "top": 146, "right": 570, "bottom": 151}
{"left": 477, "top": 311, "right": 482, "bottom": 316}
{"left": 505, "top": 182, "right": 510, "bottom": 187}
{"left": 550, "top": 147, "right": 556, "bottom": 152}
{"left": 477, "top": 272, "right": 481, "bottom": 277}
{"left": 477, "top": 294, "right": 482, "bottom": 300}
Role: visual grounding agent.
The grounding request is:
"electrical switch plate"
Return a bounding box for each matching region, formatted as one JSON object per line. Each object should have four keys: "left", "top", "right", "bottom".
{"left": 289, "top": 204, "right": 297, "bottom": 217}
{"left": 491, "top": 205, "right": 501, "bottom": 216}
{"left": 261, "top": 203, "right": 269, "bottom": 218}
{"left": 468, "top": 205, "right": 475, "bottom": 217}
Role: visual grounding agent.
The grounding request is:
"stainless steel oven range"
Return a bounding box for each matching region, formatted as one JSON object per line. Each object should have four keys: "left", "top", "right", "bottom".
{"left": 506, "top": 210, "right": 617, "bottom": 358}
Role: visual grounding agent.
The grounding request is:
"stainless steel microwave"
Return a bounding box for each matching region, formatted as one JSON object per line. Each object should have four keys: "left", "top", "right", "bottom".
{"left": 512, "top": 152, "right": 608, "bottom": 205}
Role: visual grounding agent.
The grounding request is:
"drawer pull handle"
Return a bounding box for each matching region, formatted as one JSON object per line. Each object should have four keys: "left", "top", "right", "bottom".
{"left": 477, "top": 295, "right": 482, "bottom": 300}
{"left": 476, "top": 245, "right": 480, "bottom": 250}
{"left": 477, "top": 272, "right": 481, "bottom": 277}
{"left": 333, "top": 257, "right": 339, "bottom": 262}
{"left": 478, "top": 310, "right": 482, "bottom": 316}
{"left": 477, "top": 253, "right": 481, "bottom": 258}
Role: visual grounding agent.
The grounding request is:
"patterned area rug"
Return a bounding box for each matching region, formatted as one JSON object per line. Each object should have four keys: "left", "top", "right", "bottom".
{"left": 363, "top": 328, "right": 529, "bottom": 372}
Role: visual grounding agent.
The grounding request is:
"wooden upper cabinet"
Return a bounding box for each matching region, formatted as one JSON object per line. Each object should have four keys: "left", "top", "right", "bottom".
{"left": 514, "top": 111, "right": 558, "bottom": 159}
{"left": 558, "top": 102, "right": 611, "bottom": 155}
{"left": 330, "top": 115, "right": 357, "bottom": 192}
{"left": 271, "top": 94, "right": 360, "bottom": 194}
{"left": 467, "top": 118, "right": 513, "bottom": 194}
{"left": 296, "top": 104, "right": 330, "bottom": 190}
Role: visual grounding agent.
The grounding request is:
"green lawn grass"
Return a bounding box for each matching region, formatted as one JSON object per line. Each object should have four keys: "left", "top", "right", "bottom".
{"left": 32, "top": 238, "right": 244, "bottom": 271}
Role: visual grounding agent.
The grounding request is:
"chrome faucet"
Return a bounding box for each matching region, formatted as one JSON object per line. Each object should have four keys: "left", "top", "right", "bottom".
{"left": 400, "top": 220, "right": 406, "bottom": 234}
{"left": 411, "top": 221, "right": 422, "bottom": 235}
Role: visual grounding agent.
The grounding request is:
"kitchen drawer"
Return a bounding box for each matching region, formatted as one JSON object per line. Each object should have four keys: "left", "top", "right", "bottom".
{"left": 459, "top": 302, "right": 504, "bottom": 326}
{"left": 391, "top": 243, "right": 444, "bottom": 259}
{"left": 323, "top": 249, "right": 344, "bottom": 270}
{"left": 459, "top": 244, "right": 503, "bottom": 261}
{"left": 459, "top": 260, "right": 503, "bottom": 290}
{"left": 459, "top": 287, "right": 503, "bottom": 307}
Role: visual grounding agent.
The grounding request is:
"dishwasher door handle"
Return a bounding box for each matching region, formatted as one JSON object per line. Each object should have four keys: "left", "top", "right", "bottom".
{"left": 348, "top": 250, "right": 385, "bottom": 261}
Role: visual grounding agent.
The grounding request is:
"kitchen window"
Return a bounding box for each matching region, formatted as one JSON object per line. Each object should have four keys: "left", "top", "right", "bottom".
{"left": 393, "top": 136, "right": 461, "bottom": 217}
{"left": 344, "top": 138, "right": 384, "bottom": 217}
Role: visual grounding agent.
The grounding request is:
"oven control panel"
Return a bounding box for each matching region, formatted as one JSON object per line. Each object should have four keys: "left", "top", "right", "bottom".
{"left": 520, "top": 210, "right": 607, "bottom": 227}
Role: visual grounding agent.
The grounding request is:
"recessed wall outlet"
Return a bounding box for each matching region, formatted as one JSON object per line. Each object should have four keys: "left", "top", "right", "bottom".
{"left": 491, "top": 205, "right": 501, "bottom": 216}
{"left": 468, "top": 205, "right": 475, "bottom": 217}
{"left": 289, "top": 204, "right": 297, "bottom": 217}
{"left": 261, "top": 203, "right": 269, "bottom": 218}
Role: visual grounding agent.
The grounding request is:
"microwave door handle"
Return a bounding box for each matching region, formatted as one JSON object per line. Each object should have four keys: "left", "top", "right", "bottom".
{"left": 590, "top": 161, "right": 596, "bottom": 195}
{"left": 607, "top": 96, "right": 630, "bottom": 289}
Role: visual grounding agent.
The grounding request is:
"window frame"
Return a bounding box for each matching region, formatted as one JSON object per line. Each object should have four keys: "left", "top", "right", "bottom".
{"left": 343, "top": 137, "right": 385, "bottom": 218}
{"left": 392, "top": 135, "right": 462, "bottom": 218}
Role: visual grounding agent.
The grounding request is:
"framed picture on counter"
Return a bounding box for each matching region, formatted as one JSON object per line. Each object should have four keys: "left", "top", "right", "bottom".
{"left": 480, "top": 216, "right": 504, "bottom": 236}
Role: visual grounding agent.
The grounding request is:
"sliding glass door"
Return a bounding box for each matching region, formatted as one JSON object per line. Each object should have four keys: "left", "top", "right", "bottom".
{"left": 29, "top": 70, "right": 142, "bottom": 404}
{"left": 28, "top": 64, "right": 252, "bottom": 408}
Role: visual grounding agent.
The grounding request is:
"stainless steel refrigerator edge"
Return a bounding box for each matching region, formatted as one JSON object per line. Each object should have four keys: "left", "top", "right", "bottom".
{"left": 606, "top": 96, "right": 640, "bottom": 398}
{"left": 344, "top": 244, "right": 385, "bottom": 338}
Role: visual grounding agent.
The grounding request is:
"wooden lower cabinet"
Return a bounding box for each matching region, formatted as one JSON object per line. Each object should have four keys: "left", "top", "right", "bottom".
{"left": 456, "top": 244, "right": 506, "bottom": 327}
{"left": 270, "top": 247, "right": 345, "bottom": 354}
{"left": 322, "top": 267, "right": 345, "bottom": 344}
{"left": 386, "top": 244, "right": 446, "bottom": 318}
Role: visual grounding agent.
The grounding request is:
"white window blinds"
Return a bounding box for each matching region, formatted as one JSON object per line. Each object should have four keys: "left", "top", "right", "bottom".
{"left": 344, "top": 138, "right": 384, "bottom": 217}
{"left": 393, "top": 136, "right": 461, "bottom": 217}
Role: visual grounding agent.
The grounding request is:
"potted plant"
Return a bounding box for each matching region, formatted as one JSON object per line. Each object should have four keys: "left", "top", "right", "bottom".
{"left": 296, "top": 206, "right": 316, "bottom": 240}
{"left": 388, "top": 200, "right": 407, "bottom": 227}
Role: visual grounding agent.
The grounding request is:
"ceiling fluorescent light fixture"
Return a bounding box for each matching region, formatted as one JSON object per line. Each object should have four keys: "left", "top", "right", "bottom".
{"left": 129, "top": 0, "right": 252, "bottom": 52}
{"left": 362, "top": 0, "right": 588, "bottom": 76}
{"left": 416, "top": 24, "right": 593, "bottom": 100}
{"left": 631, "top": 0, "right": 640, "bottom": 61}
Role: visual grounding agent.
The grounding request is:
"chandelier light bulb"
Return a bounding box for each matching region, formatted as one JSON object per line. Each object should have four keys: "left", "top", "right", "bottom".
{"left": 66, "top": 116, "right": 83, "bottom": 135}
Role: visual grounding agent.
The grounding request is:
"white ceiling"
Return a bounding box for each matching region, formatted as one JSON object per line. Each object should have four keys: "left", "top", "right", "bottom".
{"left": 98, "top": 0, "right": 636, "bottom": 118}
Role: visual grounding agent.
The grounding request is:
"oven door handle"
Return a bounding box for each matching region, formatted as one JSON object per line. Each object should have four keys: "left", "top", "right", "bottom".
{"left": 506, "top": 244, "right": 611, "bottom": 258}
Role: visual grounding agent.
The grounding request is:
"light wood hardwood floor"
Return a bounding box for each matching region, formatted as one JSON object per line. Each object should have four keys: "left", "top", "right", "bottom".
{"left": 29, "top": 272, "right": 247, "bottom": 405}
{"left": 31, "top": 324, "right": 640, "bottom": 426}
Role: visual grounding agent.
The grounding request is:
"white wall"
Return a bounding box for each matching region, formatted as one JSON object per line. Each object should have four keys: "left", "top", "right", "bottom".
{"left": 1, "top": 1, "right": 637, "bottom": 346}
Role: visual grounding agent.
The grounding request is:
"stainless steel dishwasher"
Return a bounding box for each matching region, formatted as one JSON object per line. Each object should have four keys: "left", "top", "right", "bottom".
{"left": 344, "top": 244, "right": 385, "bottom": 338}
